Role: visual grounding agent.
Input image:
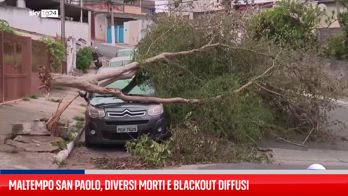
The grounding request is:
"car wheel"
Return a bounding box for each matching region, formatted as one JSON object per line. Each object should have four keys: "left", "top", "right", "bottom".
{"left": 84, "top": 130, "right": 93, "bottom": 148}
{"left": 150, "top": 129, "right": 171, "bottom": 142}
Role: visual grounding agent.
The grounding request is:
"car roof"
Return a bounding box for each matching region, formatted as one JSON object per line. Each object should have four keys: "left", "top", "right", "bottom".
{"left": 117, "top": 48, "right": 134, "bottom": 57}
{"left": 110, "top": 56, "right": 132, "bottom": 61}
{"left": 118, "top": 48, "right": 134, "bottom": 52}
{"left": 97, "top": 67, "right": 120, "bottom": 74}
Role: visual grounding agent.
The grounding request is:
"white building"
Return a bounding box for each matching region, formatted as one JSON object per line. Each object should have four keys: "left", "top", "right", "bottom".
{"left": 0, "top": 0, "right": 92, "bottom": 44}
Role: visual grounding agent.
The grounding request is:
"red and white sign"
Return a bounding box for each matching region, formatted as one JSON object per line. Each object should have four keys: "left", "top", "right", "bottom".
{"left": 1, "top": 173, "right": 348, "bottom": 196}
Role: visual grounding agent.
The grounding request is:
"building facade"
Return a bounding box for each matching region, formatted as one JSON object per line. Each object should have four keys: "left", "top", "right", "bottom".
{"left": 77, "top": 0, "right": 154, "bottom": 46}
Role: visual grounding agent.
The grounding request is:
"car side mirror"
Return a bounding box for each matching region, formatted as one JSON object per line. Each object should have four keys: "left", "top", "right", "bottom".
{"left": 78, "top": 91, "right": 89, "bottom": 103}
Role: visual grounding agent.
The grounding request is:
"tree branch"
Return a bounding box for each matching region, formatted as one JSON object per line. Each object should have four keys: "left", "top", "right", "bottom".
{"left": 88, "top": 42, "right": 221, "bottom": 82}
{"left": 84, "top": 84, "right": 201, "bottom": 104}
{"left": 45, "top": 42, "right": 277, "bottom": 105}
{"left": 219, "top": 44, "right": 276, "bottom": 58}
{"left": 234, "top": 59, "right": 277, "bottom": 93}
{"left": 98, "top": 70, "right": 137, "bottom": 87}
{"left": 145, "top": 24, "right": 176, "bottom": 56}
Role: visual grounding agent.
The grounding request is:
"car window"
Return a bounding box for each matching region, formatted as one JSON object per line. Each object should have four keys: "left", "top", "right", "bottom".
{"left": 94, "top": 67, "right": 154, "bottom": 98}
{"left": 110, "top": 79, "right": 154, "bottom": 95}
{"left": 94, "top": 79, "right": 154, "bottom": 97}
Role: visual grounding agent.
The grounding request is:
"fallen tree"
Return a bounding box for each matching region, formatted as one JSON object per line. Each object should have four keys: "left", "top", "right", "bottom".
{"left": 40, "top": 12, "right": 342, "bottom": 163}
{"left": 41, "top": 41, "right": 278, "bottom": 135}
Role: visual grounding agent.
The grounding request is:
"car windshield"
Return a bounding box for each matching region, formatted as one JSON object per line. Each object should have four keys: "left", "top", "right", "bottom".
{"left": 94, "top": 79, "right": 154, "bottom": 97}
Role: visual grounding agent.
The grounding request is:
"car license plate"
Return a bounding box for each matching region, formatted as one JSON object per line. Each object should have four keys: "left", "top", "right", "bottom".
{"left": 116, "top": 125, "right": 138, "bottom": 133}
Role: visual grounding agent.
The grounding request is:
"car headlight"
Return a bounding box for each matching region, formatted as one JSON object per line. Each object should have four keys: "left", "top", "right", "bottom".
{"left": 87, "top": 105, "right": 105, "bottom": 118}
{"left": 147, "top": 104, "right": 164, "bottom": 116}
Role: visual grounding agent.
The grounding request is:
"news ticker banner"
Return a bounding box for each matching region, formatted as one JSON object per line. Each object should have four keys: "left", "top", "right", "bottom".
{"left": 1, "top": 170, "right": 348, "bottom": 196}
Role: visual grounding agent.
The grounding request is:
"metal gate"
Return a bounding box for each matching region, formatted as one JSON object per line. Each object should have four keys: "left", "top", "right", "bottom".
{"left": 107, "top": 25, "right": 124, "bottom": 44}
{"left": 0, "top": 31, "right": 32, "bottom": 103}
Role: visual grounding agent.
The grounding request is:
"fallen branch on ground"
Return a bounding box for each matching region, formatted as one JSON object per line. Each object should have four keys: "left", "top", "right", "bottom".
{"left": 46, "top": 94, "right": 79, "bottom": 135}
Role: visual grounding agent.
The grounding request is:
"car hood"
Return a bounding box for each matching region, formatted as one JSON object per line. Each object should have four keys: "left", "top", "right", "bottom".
{"left": 90, "top": 96, "right": 124, "bottom": 106}
{"left": 90, "top": 96, "right": 152, "bottom": 110}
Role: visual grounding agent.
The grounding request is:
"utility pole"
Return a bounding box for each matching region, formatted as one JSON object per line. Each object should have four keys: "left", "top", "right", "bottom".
{"left": 80, "top": 0, "right": 83, "bottom": 22}
{"left": 60, "top": 0, "right": 65, "bottom": 42}
{"left": 336, "top": 0, "right": 340, "bottom": 16}
{"left": 140, "top": 0, "right": 142, "bottom": 13}
{"left": 60, "top": 0, "right": 66, "bottom": 74}
{"left": 110, "top": 1, "right": 115, "bottom": 45}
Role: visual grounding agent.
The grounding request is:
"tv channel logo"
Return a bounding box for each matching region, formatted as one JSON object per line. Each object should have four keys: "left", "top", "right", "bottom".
{"left": 29, "top": 9, "right": 59, "bottom": 18}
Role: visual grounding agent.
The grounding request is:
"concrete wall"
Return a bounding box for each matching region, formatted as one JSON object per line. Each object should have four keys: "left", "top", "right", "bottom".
{"left": 324, "top": 59, "right": 348, "bottom": 95}
{"left": 161, "top": 0, "right": 228, "bottom": 19}
{"left": 94, "top": 13, "right": 107, "bottom": 42}
{"left": 155, "top": 0, "right": 170, "bottom": 13}
{"left": 124, "top": 19, "right": 152, "bottom": 46}
{"left": 0, "top": 6, "right": 91, "bottom": 43}
{"left": 124, "top": 6, "right": 143, "bottom": 15}
{"left": 85, "top": 3, "right": 145, "bottom": 15}
{"left": 124, "top": 20, "right": 140, "bottom": 46}
{"left": 317, "top": 27, "right": 343, "bottom": 43}
{"left": 317, "top": 2, "right": 342, "bottom": 28}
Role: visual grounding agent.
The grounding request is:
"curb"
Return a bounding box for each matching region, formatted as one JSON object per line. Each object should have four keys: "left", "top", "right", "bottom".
{"left": 337, "top": 99, "right": 348, "bottom": 107}
{"left": 54, "top": 125, "right": 84, "bottom": 165}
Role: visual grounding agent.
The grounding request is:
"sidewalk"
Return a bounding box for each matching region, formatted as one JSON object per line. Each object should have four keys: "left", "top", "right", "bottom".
{"left": 0, "top": 87, "right": 86, "bottom": 169}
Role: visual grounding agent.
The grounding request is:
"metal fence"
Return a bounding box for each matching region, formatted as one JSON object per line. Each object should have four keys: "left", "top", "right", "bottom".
{"left": 0, "top": 32, "right": 50, "bottom": 103}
